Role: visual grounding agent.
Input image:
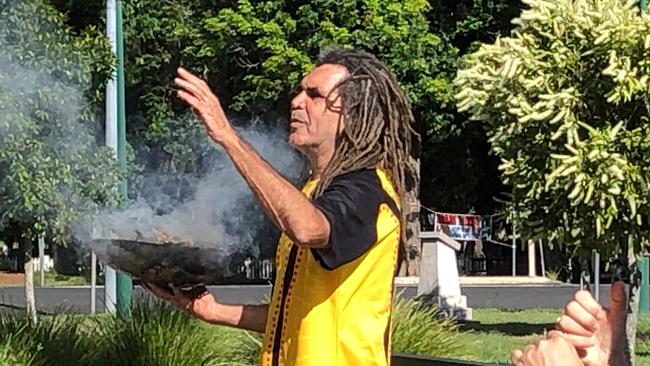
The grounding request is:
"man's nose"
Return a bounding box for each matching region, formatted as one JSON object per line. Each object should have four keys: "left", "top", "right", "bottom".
{"left": 290, "top": 91, "right": 306, "bottom": 110}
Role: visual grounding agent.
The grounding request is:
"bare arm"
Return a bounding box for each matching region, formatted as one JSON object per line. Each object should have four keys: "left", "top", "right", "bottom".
{"left": 174, "top": 67, "right": 330, "bottom": 248}
{"left": 143, "top": 283, "right": 268, "bottom": 333}
{"left": 206, "top": 303, "right": 269, "bottom": 333}
{"left": 220, "top": 133, "right": 330, "bottom": 247}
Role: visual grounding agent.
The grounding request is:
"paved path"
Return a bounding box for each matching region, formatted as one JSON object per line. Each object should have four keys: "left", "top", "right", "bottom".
{"left": 0, "top": 283, "right": 612, "bottom": 314}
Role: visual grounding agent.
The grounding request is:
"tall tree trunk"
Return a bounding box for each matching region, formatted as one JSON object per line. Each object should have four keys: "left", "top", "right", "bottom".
{"left": 24, "top": 237, "right": 37, "bottom": 325}
{"left": 403, "top": 156, "right": 421, "bottom": 276}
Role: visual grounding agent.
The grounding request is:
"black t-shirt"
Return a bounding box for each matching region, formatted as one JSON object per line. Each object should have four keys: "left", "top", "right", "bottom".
{"left": 311, "top": 169, "right": 400, "bottom": 270}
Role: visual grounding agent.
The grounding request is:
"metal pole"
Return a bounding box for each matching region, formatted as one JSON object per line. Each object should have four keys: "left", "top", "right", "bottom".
{"left": 116, "top": 0, "right": 133, "bottom": 318}
{"left": 539, "top": 239, "right": 546, "bottom": 277}
{"left": 593, "top": 250, "right": 600, "bottom": 302}
{"left": 104, "top": 0, "right": 118, "bottom": 314}
{"left": 512, "top": 209, "right": 517, "bottom": 277}
{"left": 91, "top": 252, "right": 96, "bottom": 314}
{"left": 38, "top": 234, "right": 45, "bottom": 287}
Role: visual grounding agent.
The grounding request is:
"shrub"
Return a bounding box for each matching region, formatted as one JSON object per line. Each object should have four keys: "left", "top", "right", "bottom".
{"left": 391, "top": 298, "right": 463, "bottom": 358}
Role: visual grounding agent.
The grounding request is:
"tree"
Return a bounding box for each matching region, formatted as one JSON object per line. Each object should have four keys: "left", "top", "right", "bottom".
{"left": 421, "top": 0, "right": 523, "bottom": 213}
{"left": 142, "top": 0, "right": 463, "bottom": 274}
{"left": 454, "top": 0, "right": 650, "bottom": 362}
{"left": 48, "top": 0, "right": 526, "bottom": 273}
{"left": 0, "top": 0, "right": 121, "bottom": 321}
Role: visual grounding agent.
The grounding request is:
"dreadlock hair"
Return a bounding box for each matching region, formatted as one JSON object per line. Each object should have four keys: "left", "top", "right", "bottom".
{"left": 310, "top": 47, "right": 419, "bottom": 252}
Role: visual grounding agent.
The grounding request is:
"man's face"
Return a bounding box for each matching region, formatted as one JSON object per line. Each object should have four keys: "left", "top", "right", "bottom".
{"left": 289, "top": 64, "right": 349, "bottom": 153}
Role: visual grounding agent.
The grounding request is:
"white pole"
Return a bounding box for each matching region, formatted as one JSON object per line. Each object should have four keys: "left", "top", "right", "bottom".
{"left": 527, "top": 239, "right": 536, "bottom": 277}
{"left": 91, "top": 252, "right": 97, "bottom": 314}
{"left": 512, "top": 209, "right": 517, "bottom": 277}
{"left": 103, "top": 0, "right": 118, "bottom": 314}
{"left": 38, "top": 234, "right": 45, "bottom": 287}
{"left": 539, "top": 239, "right": 546, "bottom": 278}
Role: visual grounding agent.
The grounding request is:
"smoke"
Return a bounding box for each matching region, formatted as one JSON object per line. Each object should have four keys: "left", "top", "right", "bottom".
{"left": 85, "top": 125, "right": 306, "bottom": 257}
{"left": 0, "top": 1, "right": 309, "bottom": 265}
{"left": 0, "top": 0, "right": 110, "bottom": 235}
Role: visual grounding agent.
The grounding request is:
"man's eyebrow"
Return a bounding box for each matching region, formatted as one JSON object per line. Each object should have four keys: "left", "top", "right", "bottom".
{"left": 294, "top": 82, "right": 323, "bottom": 96}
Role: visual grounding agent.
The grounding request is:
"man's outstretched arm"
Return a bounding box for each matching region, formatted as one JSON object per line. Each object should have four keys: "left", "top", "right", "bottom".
{"left": 143, "top": 283, "right": 269, "bottom": 333}
{"left": 174, "top": 67, "right": 331, "bottom": 249}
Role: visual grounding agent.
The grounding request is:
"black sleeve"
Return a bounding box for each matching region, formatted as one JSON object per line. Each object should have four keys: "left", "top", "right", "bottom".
{"left": 311, "top": 169, "right": 398, "bottom": 270}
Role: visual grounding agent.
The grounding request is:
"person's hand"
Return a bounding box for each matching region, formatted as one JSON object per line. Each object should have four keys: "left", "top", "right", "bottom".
{"left": 142, "top": 281, "right": 220, "bottom": 324}
{"left": 511, "top": 331, "right": 583, "bottom": 366}
{"left": 174, "top": 67, "right": 235, "bottom": 144}
{"left": 556, "top": 282, "right": 627, "bottom": 366}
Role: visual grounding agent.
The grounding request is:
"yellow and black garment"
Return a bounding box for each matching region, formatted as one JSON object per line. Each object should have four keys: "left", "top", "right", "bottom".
{"left": 260, "top": 168, "right": 401, "bottom": 366}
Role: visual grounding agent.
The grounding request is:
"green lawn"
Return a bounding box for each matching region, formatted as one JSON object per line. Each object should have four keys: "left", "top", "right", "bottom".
{"left": 456, "top": 308, "right": 650, "bottom": 365}
{"left": 43, "top": 271, "right": 88, "bottom": 286}
{"left": 1, "top": 304, "right": 648, "bottom": 365}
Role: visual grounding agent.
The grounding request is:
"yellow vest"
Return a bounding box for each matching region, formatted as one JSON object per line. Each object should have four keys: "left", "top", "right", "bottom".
{"left": 260, "top": 168, "right": 400, "bottom": 366}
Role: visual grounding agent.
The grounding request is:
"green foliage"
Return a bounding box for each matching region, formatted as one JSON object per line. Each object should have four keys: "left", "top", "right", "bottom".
{"left": 46, "top": 1, "right": 526, "bottom": 215}
{"left": 44, "top": 1, "right": 529, "bottom": 216}
{"left": 0, "top": 297, "right": 466, "bottom": 365}
{"left": 119, "top": 0, "right": 458, "bottom": 166}
{"left": 0, "top": 300, "right": 261, "bottom": 366}
{"left": 428, "top": 0, "right": 524, "bottom": 52}
{"left": 0, "top": 313, "right": 98, "bottom": 366}
{"left": 0, "top": 332, "right": 36, "bottom": 366}
{"left": 202, "top": 0, "right": 456, "bottom": 127}
{"left": 96, "top": 301, "right": 259, "bottom": 366}
{"left": 119, "top": 0, "right": 218, "bottom": 178}
{"left": 455, "top": 0, "right": 650, "bottom": 256}
{"left": 391, "top": 297, "right": 462, "bottom": 357}
{"left": 0, "top": 0, "right": 122, "bottom": 242}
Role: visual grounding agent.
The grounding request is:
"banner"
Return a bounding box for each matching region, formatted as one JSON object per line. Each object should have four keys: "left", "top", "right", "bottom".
{"left": 433, "top": 212, "right": 492, "bottom": 241}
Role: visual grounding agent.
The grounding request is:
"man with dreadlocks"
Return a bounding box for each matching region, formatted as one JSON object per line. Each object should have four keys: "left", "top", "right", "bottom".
{"left": 144, "top": 47, "right": 417, "bottom": 366}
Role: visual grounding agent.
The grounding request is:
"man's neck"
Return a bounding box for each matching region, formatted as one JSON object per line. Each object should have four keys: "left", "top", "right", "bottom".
{"left": 305, "top": 146, "right": 334, "bottom": 180}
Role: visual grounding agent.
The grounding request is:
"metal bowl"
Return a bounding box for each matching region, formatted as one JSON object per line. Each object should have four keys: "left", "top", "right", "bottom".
{"left": 90, "top": 239, "right": 233, "bottom": 287}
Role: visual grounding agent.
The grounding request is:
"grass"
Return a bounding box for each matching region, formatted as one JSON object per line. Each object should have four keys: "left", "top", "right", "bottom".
{"left": 0, "top": 301, "right": 261, "bottom": 366}
{"left": 1, "top": 302, "right": 649, "bottom": 365}
{"left": 0, "top": 298, "right": 460, "bottom": 366}
{"left": 457, "top": 308, "right": 650, "bottom": 366}
{"left": 456, "top": 309, "right": 559, "bottom": 364}
{"left": 637, "top": 314, "right": 650, "bottom": 366}
{"left": 43, "top": 271, "right": 88, "bottom": 286}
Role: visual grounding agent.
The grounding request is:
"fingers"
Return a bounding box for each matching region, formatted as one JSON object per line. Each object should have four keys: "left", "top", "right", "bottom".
{"left": 176, "top": 67, "right": 217, "bottom": 102}
{"left": 177, "top": 90, "right": 202, "bottom": 110}
{"left": 510, "top": 349, "right": 523, "bottom": 365}
{"left": 548, "top": 329, "right": 595, "bottom": 349}
{"left": 174, "top": 77, "right": 206, "bottom": 100}
{"left": 174, "top": 73, "right": 221, "bottom": 118}
{"left": 538, "top": 336, "right": 577, "bottom": 356}
{"left": 177, "top": 67, "right": 206, "bottom": 86}
{"left": 564, "top": 300, "right": 599, "bottom": 332}
{"left": 521, "top": 344, "right": 541, "bottom": 365}
{"left": 556, "top": 314, "right": 593, "bottom": 337}
{"left": 559, "top": 333, "right": 595, "bottom": 349}
{"left": 574, "top": 290, "right": 606, "bottom": 320}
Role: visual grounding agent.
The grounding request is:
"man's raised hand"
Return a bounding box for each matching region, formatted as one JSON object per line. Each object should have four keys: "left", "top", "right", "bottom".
{"left": 174, "top": 67, "right": 234, "bottom": 144}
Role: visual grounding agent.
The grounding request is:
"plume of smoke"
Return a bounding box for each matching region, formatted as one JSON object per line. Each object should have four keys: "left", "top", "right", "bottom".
{"left": 0, "top": 1, "right": 107, "bottom": 233}
{"left": 0, "top": 0, "right": 308, "bottom": 270}
{"left": 79, "top": 125, "right": 306, "bottom": 257}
